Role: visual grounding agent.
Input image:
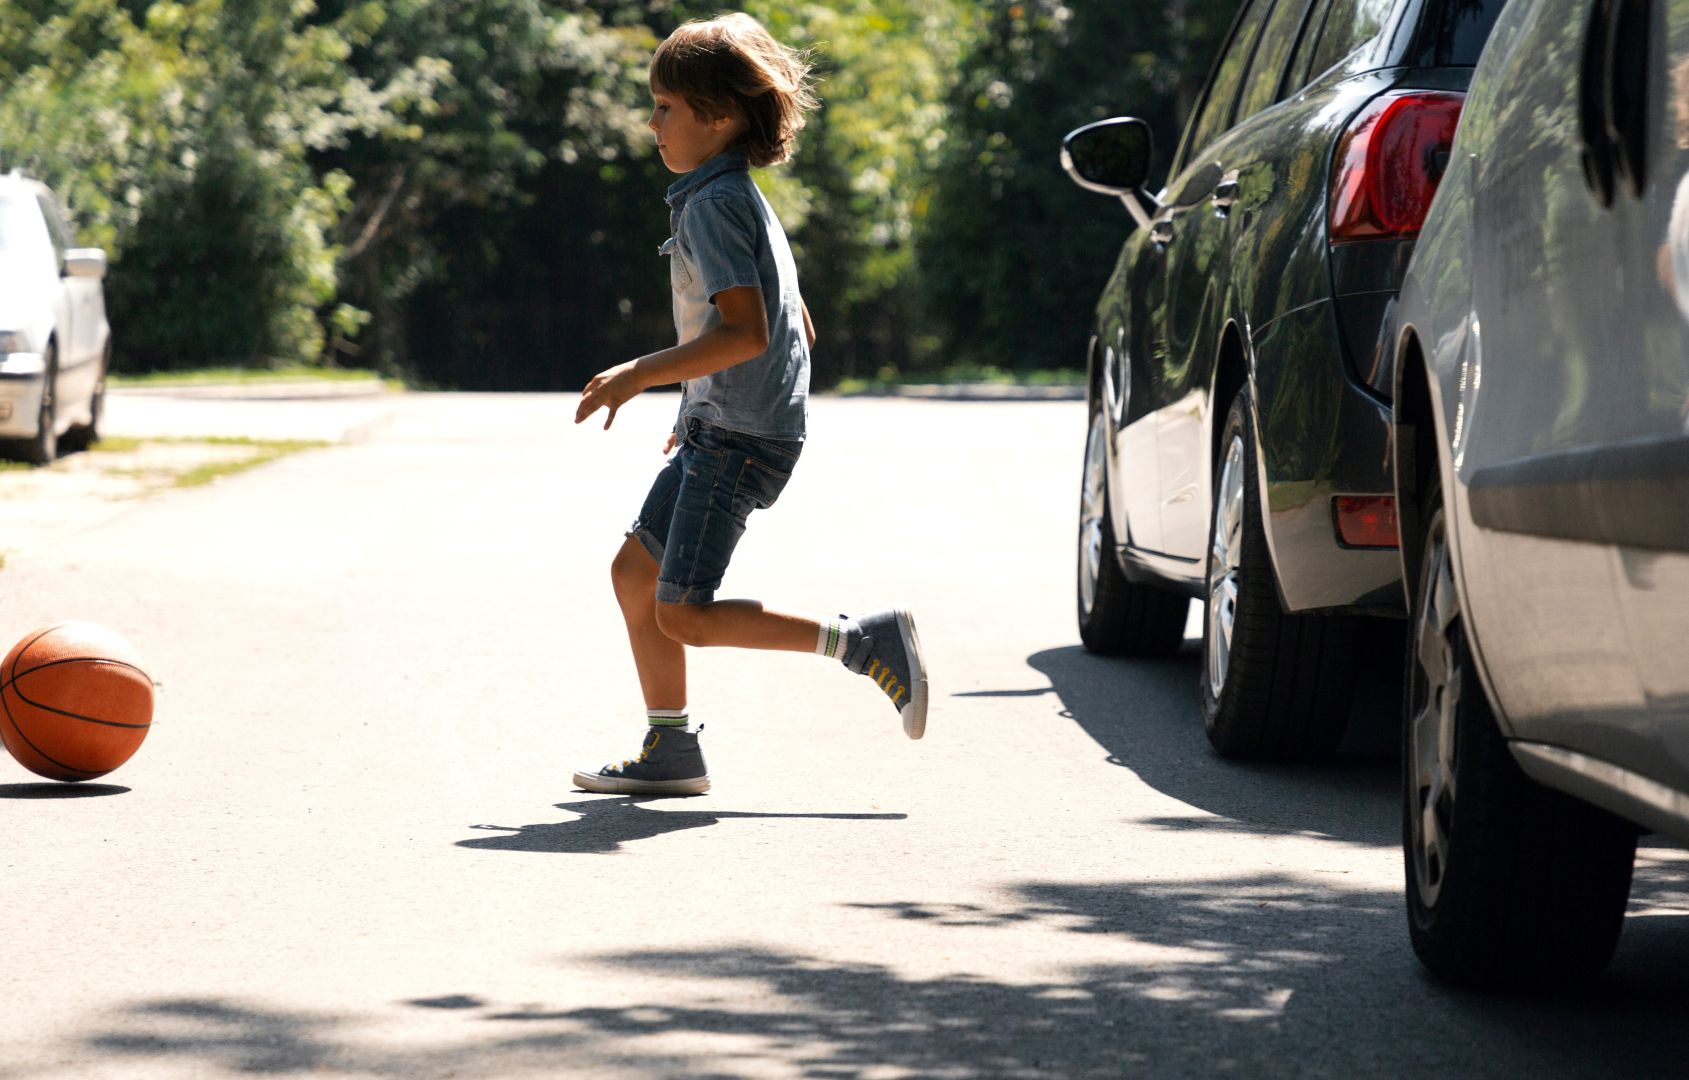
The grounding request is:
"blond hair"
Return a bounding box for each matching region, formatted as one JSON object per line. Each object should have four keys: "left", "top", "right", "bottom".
{"left": 651, "top": 13, "right": 818, "bottom": 168}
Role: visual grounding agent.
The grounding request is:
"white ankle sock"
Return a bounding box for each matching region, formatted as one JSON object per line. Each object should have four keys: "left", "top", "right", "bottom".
{"left": 648, "top": 708, "right": 690, "bottom": 732}
{"left": 816, "top": 617, "right": 859, "bottom": 660}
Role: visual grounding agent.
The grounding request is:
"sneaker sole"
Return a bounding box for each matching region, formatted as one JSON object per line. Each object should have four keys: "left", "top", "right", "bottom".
{"left": 894, "top": 608, "right": 928, "bottom": 740}
{"left": 571, "top": 771, "right": 711, "bottom": 796}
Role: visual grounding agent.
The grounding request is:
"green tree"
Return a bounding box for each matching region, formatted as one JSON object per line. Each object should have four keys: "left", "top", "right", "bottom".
{"left": 915, "top": 0, "right": 1240, "bottom": 373}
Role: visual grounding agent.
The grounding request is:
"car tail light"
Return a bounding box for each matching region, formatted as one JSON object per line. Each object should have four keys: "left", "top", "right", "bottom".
{"left": 1334, "top": 495, "right": 1399, "bottom": 548}
{"left": 1329, "top": 91, "right": 1464, "bottom": 243}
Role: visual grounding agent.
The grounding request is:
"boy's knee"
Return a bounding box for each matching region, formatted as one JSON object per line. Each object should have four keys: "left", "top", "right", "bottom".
{"left": 611, "top": 542, "right": 657, "bottom": 601}
{"left": 655, "top": 601, "right": 713, "bottom": 646}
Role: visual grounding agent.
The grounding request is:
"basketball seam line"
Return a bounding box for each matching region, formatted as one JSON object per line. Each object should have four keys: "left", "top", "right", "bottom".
{"left": 4, "top": 655, "right": 151, "bottom": 689}
{"left": 4, "top": 623, "right": 63, "bottom": 688}
{"left": 0, "top": 686, "right": 103, "bottom": 777}
{"left": 0, "top": 655, "right": 155, "bottom": 730}
{"left": 4, "top": 679, "right": 152, "bottom": 730}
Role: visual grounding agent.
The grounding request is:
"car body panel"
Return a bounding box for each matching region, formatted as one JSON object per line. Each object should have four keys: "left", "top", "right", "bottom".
{"left": 0, "top": 176, "right": 110, "bottom": 442}
{"left": 1097, "top": 57, "right": 1473, "bottom": 612}
{"left": 1394, "top": 0, "right": 1689, "bottom": 825}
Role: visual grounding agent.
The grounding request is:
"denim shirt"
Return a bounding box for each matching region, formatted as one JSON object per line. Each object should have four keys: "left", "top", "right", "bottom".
{"left": 663, "top": 151, "right": 809, "bottom": 441}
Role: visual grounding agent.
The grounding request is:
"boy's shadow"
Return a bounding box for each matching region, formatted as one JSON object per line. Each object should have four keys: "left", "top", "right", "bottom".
{"left": 459, "top": 797, "right": 906, "bottom": 855}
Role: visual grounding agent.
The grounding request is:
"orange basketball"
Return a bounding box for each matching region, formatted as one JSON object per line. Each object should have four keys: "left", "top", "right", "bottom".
{"left": 0, "top": 622, "right": 154, "bottom": 781}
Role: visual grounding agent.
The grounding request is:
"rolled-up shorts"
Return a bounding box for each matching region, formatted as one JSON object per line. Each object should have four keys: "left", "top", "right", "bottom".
{"left": 628, "top": 418, "right": 803, "bottom": 605}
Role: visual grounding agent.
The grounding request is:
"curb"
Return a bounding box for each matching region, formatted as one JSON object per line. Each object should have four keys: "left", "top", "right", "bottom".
{"left": 109, "top": 379, "right": 393, "bottom": 402}
{"left": 831, "top": 382, "right": 1084, "bottom": 402}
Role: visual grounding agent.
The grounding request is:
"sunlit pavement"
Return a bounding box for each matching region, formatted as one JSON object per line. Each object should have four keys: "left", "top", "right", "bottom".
{"left": 2, "top": 392, "right": 1685, "bottom": 1078}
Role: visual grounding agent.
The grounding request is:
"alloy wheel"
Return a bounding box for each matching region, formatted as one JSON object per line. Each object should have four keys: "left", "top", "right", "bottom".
{"left": 1409, "top": 510, "right": 1461, "bottom": 910}
{"left": 1079, "top": 407, "right": 1108, "bottom": 618}
{"left": 1205, "top": 432, "right": 1245, "bottom": 697}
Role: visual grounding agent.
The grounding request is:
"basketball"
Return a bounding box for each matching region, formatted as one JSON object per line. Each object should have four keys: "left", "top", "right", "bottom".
{"left": 0, "top": 622, "right": 154, "bottom": 781}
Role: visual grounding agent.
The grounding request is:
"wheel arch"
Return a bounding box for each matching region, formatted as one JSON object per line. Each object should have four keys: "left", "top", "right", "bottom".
{"left": 1208, "top": 320, "right": 1250, "bottom": 475}
{"left": 1391, "top": 326, "right": 1436, "bottom": 596}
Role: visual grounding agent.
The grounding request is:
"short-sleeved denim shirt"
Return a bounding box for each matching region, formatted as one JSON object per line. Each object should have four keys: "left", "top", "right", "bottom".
{"left": 663, "top": 150, "right": 809, "bottom": 441}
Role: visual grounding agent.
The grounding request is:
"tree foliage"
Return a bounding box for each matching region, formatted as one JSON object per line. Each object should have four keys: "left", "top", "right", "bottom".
{"left": 0, "top": 0, "right": 1239, "bottom": 387}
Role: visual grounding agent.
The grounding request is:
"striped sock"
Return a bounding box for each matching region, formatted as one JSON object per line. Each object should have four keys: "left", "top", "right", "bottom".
{"left": 816, "top": 616, "right": 860, "bottom": 662}
{"left": 648, "top": 708, "right": 690, "bottom": 732}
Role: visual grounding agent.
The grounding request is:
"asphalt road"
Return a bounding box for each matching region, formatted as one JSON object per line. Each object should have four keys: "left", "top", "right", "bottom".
{"left": 2, "top": 390, "right": 1686, "bottom": 1078}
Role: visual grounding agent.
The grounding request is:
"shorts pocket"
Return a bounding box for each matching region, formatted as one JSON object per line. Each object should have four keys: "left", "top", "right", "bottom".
{"left": 733, "top": 451, "right": 795, "bottom": 514}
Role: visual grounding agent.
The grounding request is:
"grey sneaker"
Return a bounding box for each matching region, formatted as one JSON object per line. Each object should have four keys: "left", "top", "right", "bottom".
{"left": 844, "top": 609, "right": 929, "bottom": 739}
{"left": 573, "top": 726, "right": 710, "bottom": 795}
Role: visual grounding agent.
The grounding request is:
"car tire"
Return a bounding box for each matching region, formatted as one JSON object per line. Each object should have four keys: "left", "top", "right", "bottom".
{"left": 1404, "top": 474, "right": 1637, "bottom": 989}
{"left": 1200, "top": 386, "right": 1357, "bottom": 759}
{"left": 26, "top": 343, "right": 57, "bottom": 466}
{"left": 1077, "top": 395, "right": 1188, "bottom": 657}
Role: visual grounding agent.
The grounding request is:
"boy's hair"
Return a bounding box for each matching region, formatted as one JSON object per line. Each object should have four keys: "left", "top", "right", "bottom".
{"left": 651, "top": 13, "right": 818, "bottom": 169}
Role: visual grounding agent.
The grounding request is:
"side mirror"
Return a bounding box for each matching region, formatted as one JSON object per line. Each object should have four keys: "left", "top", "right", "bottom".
{"left": 1061, "top": 118, "right": 1160, "bottom": 230}
{"left": 64, "top": 248, "right": 106, "bottom": 280}
{"left": 1062, "top": 118, "right": 1153, "bottom": 192}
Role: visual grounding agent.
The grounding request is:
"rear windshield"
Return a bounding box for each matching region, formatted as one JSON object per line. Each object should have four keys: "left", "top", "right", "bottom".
{"left": 1427, "top": 0, "right": 1507, "bottom": 65}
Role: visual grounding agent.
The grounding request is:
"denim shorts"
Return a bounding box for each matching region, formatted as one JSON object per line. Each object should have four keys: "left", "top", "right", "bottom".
{"left": 628, "top": 418, "right": 803, "bottom": 605}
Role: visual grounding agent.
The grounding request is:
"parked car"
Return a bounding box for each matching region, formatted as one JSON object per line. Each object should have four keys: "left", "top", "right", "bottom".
{"left": 0, "top": 171, "right": 111, "bottom": 464}
{"left": 1389, "top": 0, "right": 1689, "bottom": 987}
{"left": 1061, "top": 0, "right": 1505, "bottom": 757}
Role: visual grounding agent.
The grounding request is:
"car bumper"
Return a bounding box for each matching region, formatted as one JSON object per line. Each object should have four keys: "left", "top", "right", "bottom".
{"left": 0, "top": 352, "right": 46, "bottom": 436}
{"left": 1251, "top": 301, "right": 1406, "bottom": 615}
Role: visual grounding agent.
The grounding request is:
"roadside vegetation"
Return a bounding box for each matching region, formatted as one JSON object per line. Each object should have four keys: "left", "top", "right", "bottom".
{"left": 0, "top": 0, "right": 1238, "bottom": 391}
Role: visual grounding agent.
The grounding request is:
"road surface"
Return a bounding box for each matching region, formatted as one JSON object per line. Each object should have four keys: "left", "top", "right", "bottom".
{"left": 1, "top": 390, "right": 1685, "bottom": 1078}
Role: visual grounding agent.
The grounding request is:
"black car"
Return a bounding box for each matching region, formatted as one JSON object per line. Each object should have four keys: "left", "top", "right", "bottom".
{"left": 1062, "top": 0, "right": 1504, "bottom": 758}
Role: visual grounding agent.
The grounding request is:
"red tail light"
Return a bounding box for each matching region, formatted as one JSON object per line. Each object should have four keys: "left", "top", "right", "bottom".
{"left": 1333, "top": 495, "right": 1399, "bottom": 548}
{"left": 1329, "top": 91, "right": 1464, "bottom": 242}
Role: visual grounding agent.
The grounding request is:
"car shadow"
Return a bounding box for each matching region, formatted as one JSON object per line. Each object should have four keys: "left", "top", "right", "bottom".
{"left": 1023, "top": 638, "right": 1402, "bottom": 848}
{"left": 457, "top": 796, "right": 907, "bottom": 855}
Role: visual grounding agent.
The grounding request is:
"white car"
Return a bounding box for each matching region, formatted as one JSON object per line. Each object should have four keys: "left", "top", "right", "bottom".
{"left": 1390, "top": 0, "right": 1689, "bottom": 987}
{"left": 0, "top": 171, "right": 111, "bottom": 464}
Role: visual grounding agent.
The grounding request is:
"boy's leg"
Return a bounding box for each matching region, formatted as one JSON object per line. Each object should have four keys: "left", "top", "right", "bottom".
{"left": 655, "top": 600, "right": 928, "bottom": 741}
{"left": 573, "top": 463, "right": 709, "bottom": 797}
{"left": 653, "top": 599, "right": 817, "bottom": 651}
{"left": 610, "top": 536, "right": 686, "bottom": 709}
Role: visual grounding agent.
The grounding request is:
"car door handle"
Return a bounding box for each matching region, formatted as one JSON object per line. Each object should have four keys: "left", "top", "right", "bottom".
{"left": 1149, "top": 219, "right": 1174, "bottom": 246}
{"left": 1211, "top": 178, "right": 1240, "bottom": 211}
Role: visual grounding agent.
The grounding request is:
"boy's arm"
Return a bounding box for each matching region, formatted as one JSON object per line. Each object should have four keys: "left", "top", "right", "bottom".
{"left": 801, "top": 298, "right": 815, "bottom": 350}
{"left": 575, "top": 286, "right": 769, "bottom": 429}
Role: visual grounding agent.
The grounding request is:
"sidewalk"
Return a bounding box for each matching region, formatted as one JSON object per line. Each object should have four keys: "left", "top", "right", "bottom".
{"left": 103, "top": 380, "right": 398, "bottom": 443}
{"left": 0, "top": 385, "right": 402, "bottom": 561}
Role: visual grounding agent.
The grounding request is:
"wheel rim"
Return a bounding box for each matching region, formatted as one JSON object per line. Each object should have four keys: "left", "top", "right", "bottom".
{"left": 1205, "top": 432, "right": 1245, "bottom": 697}
{"left": 1079, "top": 407, "right": 1108, "bottom": 618}
{"left": 1409, "top": 511, "right": 1461, "bottom": 910}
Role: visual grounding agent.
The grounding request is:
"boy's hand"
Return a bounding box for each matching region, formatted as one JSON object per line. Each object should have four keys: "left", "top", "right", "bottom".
{"left": 663, "top": 431, "right": 677, "bottom": 455}
{"left": 575, "top": 361, "right": 645, "bottom": 429}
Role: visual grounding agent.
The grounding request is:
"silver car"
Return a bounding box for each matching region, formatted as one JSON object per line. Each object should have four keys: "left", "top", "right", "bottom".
{"left": 1390, "top": 0, "right": 1689, "bottom": 986}
{"left": 0, "top": 171, "right": 111, "bottom": 464}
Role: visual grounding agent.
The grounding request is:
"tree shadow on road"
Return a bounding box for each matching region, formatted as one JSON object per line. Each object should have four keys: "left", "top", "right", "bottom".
{"left": 1024, "top": 642, "right": 1402, "bottom": 848}
{"left": 457, "top": 796, "right": 907, "bottom": 855}
{"left": 74, "top": 865, "right": 1689, "bottom": 1078}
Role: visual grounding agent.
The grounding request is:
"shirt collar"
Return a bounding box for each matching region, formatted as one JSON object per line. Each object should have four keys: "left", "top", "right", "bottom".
{"left": 665, "top": 150, "right": 749, "bottom": 208}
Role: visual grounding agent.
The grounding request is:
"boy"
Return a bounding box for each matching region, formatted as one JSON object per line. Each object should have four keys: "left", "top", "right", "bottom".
{"left": 571, "top": 13, "right": 928, "bottom": 796}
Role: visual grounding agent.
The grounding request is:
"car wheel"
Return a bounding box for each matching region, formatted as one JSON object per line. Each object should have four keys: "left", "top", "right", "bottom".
{"left": 1200, "top": 386, "right": 1357, "bottom": 759}
{"left": 1077, "top": 394, "right": 1187, "bottom": 657}
{"left": 1404, "top": 474, "right": 1636, "bottom": 988}
{"left": 26, "top": 343, "right": 57, "bottom": 466}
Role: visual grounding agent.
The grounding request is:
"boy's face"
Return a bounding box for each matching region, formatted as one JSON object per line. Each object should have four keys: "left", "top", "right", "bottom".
{"left": 648, "top": 85, "right": 740, "bottom": 173}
